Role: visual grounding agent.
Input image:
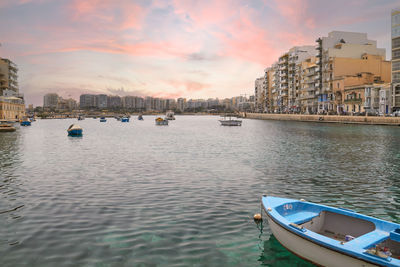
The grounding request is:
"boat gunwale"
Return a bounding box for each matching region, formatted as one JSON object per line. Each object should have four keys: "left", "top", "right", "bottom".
{"left": 262, "top": 196, "right": 400, "bottom": 266}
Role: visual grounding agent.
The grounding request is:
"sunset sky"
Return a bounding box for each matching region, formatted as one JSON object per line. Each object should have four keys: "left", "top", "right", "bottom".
{"left": 0, "top": 0, "right": 398, "bottom": 106}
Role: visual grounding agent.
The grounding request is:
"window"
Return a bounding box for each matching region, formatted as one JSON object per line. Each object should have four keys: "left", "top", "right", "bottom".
{"left": 394, "top": 73, "right": 400, "bottom": 83}
{"left": 393, "top": 50, "right": 400, "bottom": 60}
{"left": 393, "top": 37, "right": 400, "bottom": 49}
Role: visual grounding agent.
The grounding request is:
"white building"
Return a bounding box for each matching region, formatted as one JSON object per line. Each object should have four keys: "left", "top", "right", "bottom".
{"left": 44, "top": 93, "right": 59, "bottom": 109}
{"left": 392, "top": 9, "right": 400, "bottom": 111}
{"left": 378, "top": 84, "right": 392, "bottom": 115}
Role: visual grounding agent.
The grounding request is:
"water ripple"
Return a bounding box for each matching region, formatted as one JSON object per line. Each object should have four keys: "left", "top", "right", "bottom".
{"left": 0, "top": 117, "right": 399, "bottom": 266}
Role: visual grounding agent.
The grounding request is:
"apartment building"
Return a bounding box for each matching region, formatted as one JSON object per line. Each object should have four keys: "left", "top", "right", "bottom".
{"left": 316, "top": 31, "right": 387, "bottom": 113}
{"left": 392, "top": 9, "right": 400, "bottom": 111}
{"left": 254, "top": 76, "right": 265, "bottom": 112}
{"left": 0, "top": 58, "right": 19, "bottom": 96}
{"left": 43, "top": 93, "right": 59, "bottom": 109}
{"left": 299, "top": 57, "right": 319, "bottom": 114}
{"left": 80, "top": 94, "right": 97, "bottom": 109}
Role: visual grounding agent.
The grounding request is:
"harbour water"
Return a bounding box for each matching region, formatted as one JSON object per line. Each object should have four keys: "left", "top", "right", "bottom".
{"left": 1, "top": 116, "right": 400, "bottom": 266}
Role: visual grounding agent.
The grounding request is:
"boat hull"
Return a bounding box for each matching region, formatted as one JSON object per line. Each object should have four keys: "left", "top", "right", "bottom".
{"left": 219, "top": 120, "right": 241, "bottom": 126}
{"left": 68, "top": 129, "right": 83, "bottom": 136}
{"left": 265, "top": 211, "right": 378, "bottom": 267}
{"left": 20, "top": 121, "right": 31, "bottom": 126}
{"left": 155, "top": 120, "right": 168, "bottom": 125}
{"left": 100, "top": 119, "right": 106, "bottom": 122}
{"left": 0, "top": 126, "right": 16, "bottom": 132}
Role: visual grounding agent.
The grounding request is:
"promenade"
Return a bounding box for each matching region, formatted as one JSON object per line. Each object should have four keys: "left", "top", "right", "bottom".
{"left": 243, "top": 113, "right": 400, "bottom": 126}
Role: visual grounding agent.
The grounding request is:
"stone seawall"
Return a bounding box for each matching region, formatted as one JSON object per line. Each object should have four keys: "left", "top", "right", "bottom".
{"left": 242, "top": 113, "right": 400, "bottom": 126}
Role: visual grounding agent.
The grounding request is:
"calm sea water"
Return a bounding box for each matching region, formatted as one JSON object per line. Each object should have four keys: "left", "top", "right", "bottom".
{"left": 1, "top": 116, "right": 400, "bottom": 266}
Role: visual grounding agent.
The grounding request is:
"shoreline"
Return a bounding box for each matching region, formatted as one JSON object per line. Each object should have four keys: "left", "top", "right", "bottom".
{"left": 241, "top": 113, "right": 400, "bottom": 126}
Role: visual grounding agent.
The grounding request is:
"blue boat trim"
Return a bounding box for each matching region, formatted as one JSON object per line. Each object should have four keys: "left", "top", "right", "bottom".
{"left": 262, "top": 196, "right": 400, "bottom": 266}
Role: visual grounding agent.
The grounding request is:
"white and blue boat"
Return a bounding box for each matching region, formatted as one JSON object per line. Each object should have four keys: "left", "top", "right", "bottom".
{"left": 67, "top": 124, "right": 83, "bottom": 136}
{"left": 100, "top": 117, "right": 107, "bottom": 122}
{"left": 20, "top": 120, "right": 31, "bottom": 126}
{"left": 121, "top": 117, "right": 129, "bottom": 122}
{"left": 262, "top": 195, "right": 400, "bottom": 266}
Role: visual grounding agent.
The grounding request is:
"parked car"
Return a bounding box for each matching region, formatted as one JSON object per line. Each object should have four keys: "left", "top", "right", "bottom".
{"left": 391, "top": 111, "right": 400, "bottom": 117}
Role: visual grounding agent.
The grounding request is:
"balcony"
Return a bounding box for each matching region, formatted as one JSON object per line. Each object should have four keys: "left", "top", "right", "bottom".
{"left": 344, "top": 98, "right": 362, "bottom": 104}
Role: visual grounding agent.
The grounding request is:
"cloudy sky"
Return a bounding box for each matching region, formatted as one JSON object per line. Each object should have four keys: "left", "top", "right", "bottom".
{"left": 0, "top": 0, "right": 398, "bottom": 105}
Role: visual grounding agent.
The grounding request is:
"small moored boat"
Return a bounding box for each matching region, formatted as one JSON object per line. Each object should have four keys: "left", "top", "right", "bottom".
{"left": 219, "top": 115, "right": 241, "bottom": 126}
{"left": 166, "top": 111, "right": 175, "bottom": 120}
{"left": 100, "top": 117, "right": 107, "bottom": 122}
{"left": 262, "top": 195, "right": 400, "bottom": 266}
{"left": 0, "top": 124, "right": 16, "bottom": 132}
{"left": 78, "top": 115, "right": 85, "bottom": 120}
{"left": 20, "top": 120, "right": 31, "bottom": 126}
{"left": 121, "top": 117, "right": 129, "bottom": 122}
{"left": 155, "top": 117, "right": 168, "bottom": 125}
{"left": 138, "top": 114, "right": 143, "bottom": 121}
{"left": 67, "top": 124, "right": 83, "bottom": 136}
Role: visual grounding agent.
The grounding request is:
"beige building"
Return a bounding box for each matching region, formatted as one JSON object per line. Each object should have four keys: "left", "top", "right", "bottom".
{"left": 0, "top": 58, "right": 19, "bottom": 96}
{"left": 316, "top": 31, "right": 388, "bottom": 113}
{"left": 333, "top": 72, "right": 389, "bottom": 114}
{"left": 0, "top": 96, "right": 25, "bottom": 121}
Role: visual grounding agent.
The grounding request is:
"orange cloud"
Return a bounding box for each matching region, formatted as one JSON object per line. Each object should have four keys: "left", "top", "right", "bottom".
{"left": 167, "top": 80, "right": 211, "bottom": 93}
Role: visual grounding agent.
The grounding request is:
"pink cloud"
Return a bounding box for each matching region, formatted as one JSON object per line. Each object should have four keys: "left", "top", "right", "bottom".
{"left": 167, "top": 80, "right": 211, "bottom": 93}
{"left": 69, "top": 0, "right": 145, "bottom": 31}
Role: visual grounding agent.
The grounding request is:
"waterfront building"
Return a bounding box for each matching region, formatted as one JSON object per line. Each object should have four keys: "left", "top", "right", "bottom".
{"left": 0, "top": 96, "right": 25, "bottom": 120}
{"left": 43, "top": 93, "right": 59, "bottom": 109}
{"left": 144, "top": 97, "right": 153, "bottom": 111}
{"left": 299, "top": 57, "right": 319, "bottom": 114}
{"left": 379, "top": 84, "right": 392, "bottom": 115}
{"left": 177, "top": 98, "right": 186, "bottom": 112}
{"left": 316, "top": 31, "right": 387, "bottom": 113}
{"left": 287, "top": 46, "right": 316, "bottom": 112}
{"left": 122, "top": 96, "right": 135, "bottom": 109}
{"left": 392, "top": 8, "right": 400, "bottom": 111}
{"left": 97, "top": 94, "right": 108, "bottom": 109}
{"left": 0, "top": 58, "right": 19, "bottom": 96}
{"left": 254, "top": 76, "right": 265, "bottom": 112}
{"left": 332, "top": 72, "right": 389, "bottom": 114}
{"left": 107, "top": 95, "right": 122, "bottom": 109}
{"left": 80, "top": 94, "right": 97, "bottom": 109}
{"left": 270, "top": 63, "right": 279, "bottom": 112}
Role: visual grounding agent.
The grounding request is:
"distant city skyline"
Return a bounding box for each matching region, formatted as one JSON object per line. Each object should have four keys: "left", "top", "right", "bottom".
{"left": 0, "top": 0, "right": 398, "bottom": 106}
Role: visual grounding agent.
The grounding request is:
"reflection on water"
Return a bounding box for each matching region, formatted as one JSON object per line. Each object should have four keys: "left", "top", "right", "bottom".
{"left": 0, "top": 117, "right": 399, "bottom": 266}
{"left": 259, "top": 234, "right": 313, "bottom": 267}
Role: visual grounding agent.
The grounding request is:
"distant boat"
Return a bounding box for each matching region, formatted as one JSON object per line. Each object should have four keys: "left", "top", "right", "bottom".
{"left": 262, "top": 195, "right": 400, "bottom": 266}
{"left": 121, "top": 117, "right": 129, "bottom": 122}
{"left": 0, "top": 124, "right": 16, "bottom": 132}
{"left": 78, "top": 115, "right": 85, "bottom": 120}
{"left": 67, "top": 124, "right": 83, "bottom": 136}
{"left": 138, "top": 114, "right": 143, "bottom": 121}
{"left": 155, "top": 117, "right": 168, "bottom": 125}
{"left": 100, "top": 117, "right": 107, "bottom": 122}
{"left": 166, "top": 111, "right": 175, "bottom": 120}
{"left": 20, "top": 120, "right": 31, "bottom": 126}
{"left": 219, "top": 115, "right": 241, "bottom": 126}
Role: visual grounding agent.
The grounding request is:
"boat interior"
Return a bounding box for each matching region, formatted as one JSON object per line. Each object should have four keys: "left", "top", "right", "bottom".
{"left": 300, "top": 211, "right": 375, "bottom": 242}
